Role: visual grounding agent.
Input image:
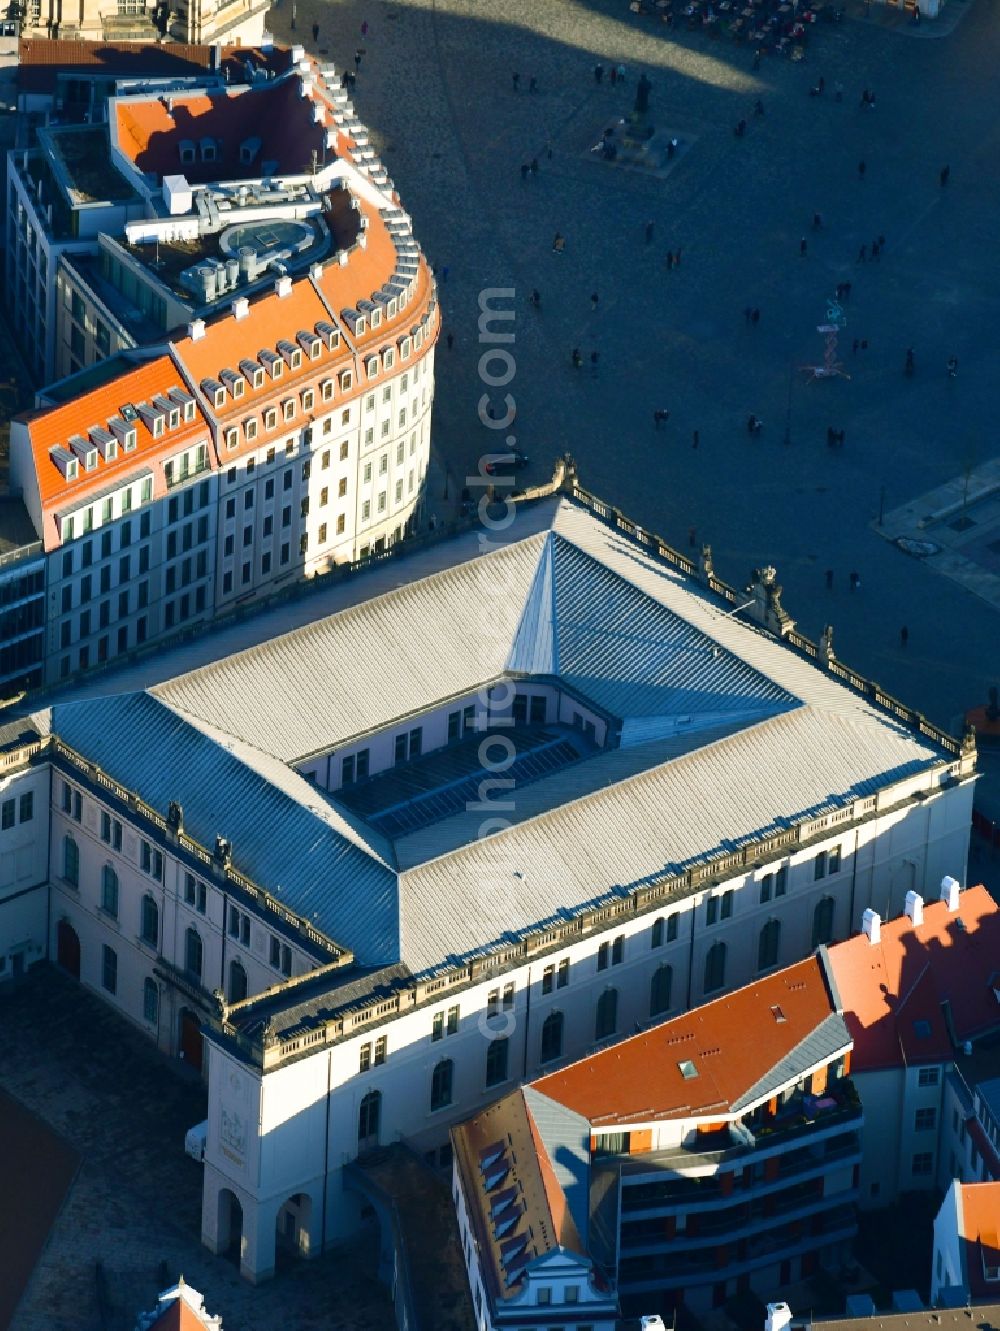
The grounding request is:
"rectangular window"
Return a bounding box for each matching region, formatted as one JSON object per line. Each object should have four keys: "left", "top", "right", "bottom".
{"left": 706, "top": 896, "right": 719, "bottom": 926}
{"left": 542, "top": 964, "right": 555, "bottom": 995}
{"left": 611, "top": 935, "right": 624, "bottom": 965}
{"left": 775, "top": 865, "right": 788, "bottom": 896}
{"left": 829, "top": 846, "right": 842, "bottom": 874}
{"left": 759, "top": 873, "right": 772, "bottom": 904}
{"left": 359, "top": 1043, "right": 371, "bottom": 1072}
{"left": 374, "top": 1036, "right": 387, "bottom": 1066}
{"left": 432, "top": 1011, "right": 444, "bottom": 1041}
{"left": 557, "top": 958, "right": 570, "bottom": 987}
{"left": 912, "top": 1152, "right": 933, "bottom": 1176}
{"left": 918, "top": 1067, "right": 940, "bottom": 1088}
{"left": 597, "top": 941, "right": 609, "bottom": 971}
{"left": 18, "top": 792, "right": 33, "bottom": 823}
{"left": 1, "top": 798, "right": 14, "bottom": 830}
{"left": 814, "top": 851, "right": 828, "bottom": 880}
{"left": 102, "top": 944, "right": 117, "bottom": 995}
{"left": 446, "top": 1006, "right": 459, "bottom": 1036}
{"left": 502, "top": 983, "right": 514, "bottom": 1010}
{"left": 915, "top": 1107, "right": 937, "bottom": 1132}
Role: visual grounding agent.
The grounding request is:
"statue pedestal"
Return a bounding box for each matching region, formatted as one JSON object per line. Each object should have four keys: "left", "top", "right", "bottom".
{"left": 592, "top": 117, "right": 692, "bottom": 176}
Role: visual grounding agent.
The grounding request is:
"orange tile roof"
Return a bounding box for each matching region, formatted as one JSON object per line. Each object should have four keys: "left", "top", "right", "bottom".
{"left": 958, "top": 1182, "right": 1000, "bottom": 1297}
{"left": 314, "top": 200, "right": 435, "bottom": 350}
{"left": 114, "top": 78, "right": 324, "bottom": 184}
{"left": 828, "top": 885, "right": 1000, "bottom": 1073}
{"left": 149, "top": 1298, "right": 214, "bottom": 1330}
{"left": 17, "top": 39, "right": 291, "bottom": 94}
{"left": 534, "top": 955, "right": 839, "bottom": 1126}
{"left": 26, "top": 356, "right": 212, "bottom": 534}
{"left": 452, "top": 1088, "right": 583, "bottom": 1305}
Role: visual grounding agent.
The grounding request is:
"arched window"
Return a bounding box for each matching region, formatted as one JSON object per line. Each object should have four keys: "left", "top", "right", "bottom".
{"left": 651, "top": 917, "right": 665, "bottom": 948}
{"left": 430, "top": 1059, "right": 453, "bottom": 1112}
{"left": 101, "top": 864, "right": 118, "bottom": 918}
{"left": 757, "top": 919, "right": 781, "bottom": 971}
{"left": 595, "top": 988, "right": 618, "bottom": 1041}
{"left": 229, "top": 959, "right": 248, "bottom": 1004}
{"left": 140, "top": 894, "right": 159, "bottom": 948}
{"left": 704, "top": 941, "right": 727, "bottom": 994}
{"left": 185, "top": 926, "right": 203, "bottom": 981}
{"left": 540, "top": 1011, "right": 563, "bottom": 1064}
{"left": 650, "top": 964, "right": 673, "bottom": 1017}
{"left": 358, "top": 1090, "right": 381, "bottom": 1147}
{"left": 812, "top": 896, "right": 836, "bottom": 948}
{"left": 143, "top": 977, "right": 159, "bottom": 1025}
{"left": 63, "top": 835, "right": 79, "bottom": 887}
{"left": 485, "top": 1037, "right": 509, "bottom": 1087}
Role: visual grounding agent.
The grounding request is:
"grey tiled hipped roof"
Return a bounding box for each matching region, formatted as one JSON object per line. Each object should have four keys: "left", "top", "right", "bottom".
{"left": 731, "top": 1012, "right": 853, "bottom": 1111}
{"left": 40, "top": 497, "right": 951, "bottom": 974}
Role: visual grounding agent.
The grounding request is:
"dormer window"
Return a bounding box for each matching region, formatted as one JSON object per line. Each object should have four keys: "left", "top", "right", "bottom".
{"left": 169, "top": 409, "right": 180, "bottom": 429}
{"left": 239, "top": 359, "right": 266, "bottom": 390}
{"left": 179, "top": 139, "right": 195, "bottom": 165}
{"left": 260, "top": 350, "right": 283, "bottom": 380}
{"left": 214, "top": 389, "right": 225, "bottom": 410}
{"left": 386, "top": 299, "right": 397, "bottom": 320}
{"left": 301, "top": 389, "right": 315, "bottom": 412}
{"left": 69, "top": 434, "right": 98, "bottom": 470}
{"left": 383, "top": 348, "right": 395, "bottom": 370}
{"left": 297, "top": 330, "right": 322, "bottom": 360}
{"left": 124, "top": 429, "right": 137, "bottom": 450}
{"left": 184, "top": 402, "right": 195, "bottom": 422}
{"left": 315, "top": 321, "right": 340, "bottom": 351}
{"left": 282, "top": 399, "right": 295, "bottom": 422}
{"left": 244, "top": 418, "right": 258, "bottom": 441}
{"left": 369, "top": 308, "right": 382, "bottom": 329}
{"left": 321, "top": 380, "right": 334, "bottom": 402}
{"left": 225, "top": 426, "right": 239, "bottom": 449}
{"left": 220, "top": 369, "right": 245, "bottom": 401}
{"left": 264, "top": 407, "right": 278, "bottom": 430}
{"left": 399, "top": 337, "right": 411, "bottom": 359}
{"left": 340, "top": 370, "right": 353, "bottom": 391}
{"left": 365, "top": 357, "right": 379, "bottom": 379}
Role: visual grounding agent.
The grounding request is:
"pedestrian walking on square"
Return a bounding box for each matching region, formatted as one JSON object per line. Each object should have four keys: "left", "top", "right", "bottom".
{"left": 355, "top": 49, "right": 363, "bottom": 71}
{"left": 616, "top": 64, "right": 626, "bottom": 82}
{"left": 361, "top": 18, "right": 369, "bottom": 35}
{"left": 877, "top": 233, "right": 885, "bottom": 248}
{"left": 812, "top": 212, "right": 822, "bottom": 230}
{"left": 849, "top": 570, "right": 860, "bottom": 591}
{"left": 572, "top": 348, "right": 582, "bottom": 369}
{"left": 744, "top": 306, "right": 753, "bottom": 326}
{"left": 871, "top": 239, "right": 880, "bottom": 260}
{"left": 858, "top": 160, "right": 866, "bottom": 180}
{"left": 529, "top": 289, "right": 541, "bottom": 308}
{"left": 552, "top": 232, "right": 565, "bottom": 253}
{"left": 900, "top": 625, "right": 909, "bottom": 648}
{"left": 827, "top": 425, "right": 836, "bottom": 447}
{"left": 520, "top": 163, "right": 529, "bottom": 181}
{"left": 645, "top": 219, "right": 655, "bottom": 244}
{"left": 530, "top": 158, "right": 539, "bottom": 176}
{"left": 940, "top": 164, "right": 950, "bottom": 186}
{"left": 529, "top": 76, "right": 538, "bottom": 93}
{"left": 610, "top": 66, "right": 618, "bottom": 86}
{"left": 947, "top": 355, "right": 958, "bottom": 378}
{"left": 852, "top": 338, "right": 859, "bottom": 355}
{"left": 446, "top": 332, "right": 454, "bottom": 350}
{"left": 590, "top": 351, "right": 600, "bottom": 377}
{"left": 674, "top": 248, "right": 682, "bottom": 266}
{"left": 512, "top": 72, "right": 520, "bottom": 91}
{"left": 751, "top": 307, "right": 760, "bottom": 324}
{"left": 753, "top": 47, "right": 762, "bottom": 69}
{"left": 834, "top": 80, "right": 843, "bottom": 101}
{"left": 654, "top": 408, "right": 670, "bottom": 429}
{"left": 692, "top": 430, "right": 700, "bottom": 450}
{"left": 665, "top": 250, "right": 674, "bottom": 270}
{"left": 860, "top": 338, "right": 867, "bottom": 351}
{"left": 800, "top": 237, "right": 808, "bottom": 257}
{"left": 825, "top": 568, "right": 834, "bottom": 590}
{"left": 857, "top": 244, "right": 867, "bottom": 263}
{"left": 591, "top": 291, "right": 599, "bottom": 311}
{"left": 842, "top": 282, "right": 851, "bottom": 300}
{"left": 594, "top": 63, "right": 604, "bottom": 83}
{"left": 905, "top": 347, "right": 915, "bottom": 376}
{"left": 312, "top": 20, "right": 319, "bottom": 41}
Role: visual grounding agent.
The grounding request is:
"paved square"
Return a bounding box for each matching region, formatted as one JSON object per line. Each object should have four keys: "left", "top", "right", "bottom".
{"left": 273, "top": 0, "right": 999, "bottom": 761}
{"left": 2, "top": 967, "right": 392, "bottom": 1331}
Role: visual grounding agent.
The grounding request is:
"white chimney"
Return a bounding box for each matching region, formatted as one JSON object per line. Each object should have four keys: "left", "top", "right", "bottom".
{"left": 232, "top": 297, "right": 250, "bottom": 321}
{"left": 188, "top": 319, "right": 206, "bottom": 341}
{"left": 290, "top": 44, "right": 305, "bottom": 61}
{"left": 940, "top": 876, "right": 960, "bottom": 911}
{"left": 310, "top": 263, "right": 324, "bottom": 282}
{"left": 766, "top": 1303, "right": 794, "bottom": 1331}
{"left": 904, "top": 891, "right": 924, "bottom": 927}
{"left": 862, "top": 908, "right": 881, "bottom": 945}
{"left": 275, "top": 275, "right": 293, "bottom": 298}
